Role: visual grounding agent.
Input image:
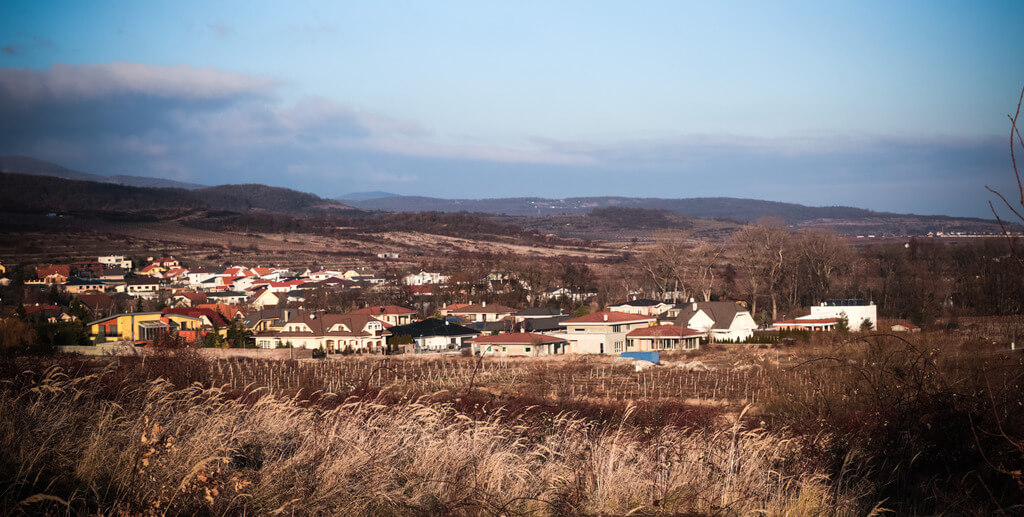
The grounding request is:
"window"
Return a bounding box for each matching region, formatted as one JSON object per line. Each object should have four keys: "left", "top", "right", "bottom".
{"left": 614, "top": 341, "right": 624, "bottom": 353}
{"left": 524, "top": 347, "right": 531, "bottom": 352}
{"left": 574, "top": 328, "right": 586, "bottom": 333}
{"left": 611, "top": 325, "right": 622, "bottom": 333}
{"left": 501, "top": 346, "right": 507, "bottom": 352}
{"left": 451, "top": 338, "right": 457, "bottom": 345}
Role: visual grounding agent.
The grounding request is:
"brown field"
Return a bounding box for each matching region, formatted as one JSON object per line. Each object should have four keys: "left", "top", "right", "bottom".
{"left": 3, "top": 322, "right": 1023, "bottom": 515}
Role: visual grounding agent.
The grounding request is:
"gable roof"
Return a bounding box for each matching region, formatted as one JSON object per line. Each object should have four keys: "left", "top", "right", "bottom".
{"left": 279, "top": 311, "right": 389, "bottom": 337}
{"left": 626, "top": 325, "right": 704, "bottom": 338}
{"left": 469, "top": 333, "right": 568, "bottom": 345}
{"left": 561, "top": 311, "right": 654, "bottom": 325}
{"left": 673, "top": 301, "right": 748, "bottom": 330}
{"left": 516, "top": 307, "right": 564, "bottom": 317}
{"left": 387, "top": 318, "right": 480, "bottom": 338}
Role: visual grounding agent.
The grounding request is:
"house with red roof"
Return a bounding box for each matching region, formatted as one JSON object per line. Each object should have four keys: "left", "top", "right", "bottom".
{"left": 556, "top": 311, "right": 656, "bottom": 355}
{"left": 469, "top": 332, "right": 570, "bottom": 357}
{"left": 35, "top": 264, "right": 71, "bottom": 284}
{"left": 626, "top": 325, "right": 703, "bottom": 351}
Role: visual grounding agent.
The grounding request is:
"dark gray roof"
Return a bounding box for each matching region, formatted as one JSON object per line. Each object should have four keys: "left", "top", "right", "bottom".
{"left": 516, "top": 307, "right": 564, "bottom": 317}
{"left": 206, "top": 290, "right": 246, "bottom": 298}
{"left": 520, "top": 315, "right": 570, "bottom": 332}
{"left": 673, "top": 301, "right": 747, "bottom": 330}
{"left": 388, "top": 318, "right": 480, "bottom": 338}
{"left": 242, "top": 308, "right": 287, "bottom": 329}
{"left": 609, "top": 298, "right": 667, "bottom": 307}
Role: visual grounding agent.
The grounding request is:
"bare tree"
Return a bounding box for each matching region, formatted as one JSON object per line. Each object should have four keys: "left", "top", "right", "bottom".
{"left": 731, "top": 220, "right": 791, "bottom": 321}
{"left": 689, "top": 242, "right": 724, "bottom": 302}
{"left": 795, "top": 228, "right": 854, "bottom": 303}
{"left": 987, "top": 85, "right": 1024, "bottom": 268}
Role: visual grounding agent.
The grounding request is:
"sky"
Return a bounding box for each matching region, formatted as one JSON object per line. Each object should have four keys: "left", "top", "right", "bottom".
{"left": 1, "top": 1, "right": 1022, "bottom": 218}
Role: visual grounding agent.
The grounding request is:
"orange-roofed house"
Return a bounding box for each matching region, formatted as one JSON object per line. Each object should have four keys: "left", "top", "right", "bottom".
{"left": 349, "top": 305, "right": 416, "bottom": 326}
{"left": 556, "top": 311, "right": 656, "bottom": 354}
{"left": 626, "top": 325, "right": 703, "bottom": 351}
{"left": 469, "top": 332, "right": 570, "bottom": 356}
{"left": 197, "top": 303, "right": 245, "bottom": 321}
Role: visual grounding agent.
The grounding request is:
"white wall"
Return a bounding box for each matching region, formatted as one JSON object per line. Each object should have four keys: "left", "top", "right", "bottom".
{"left": 810, "top": 304, "right": 877, "bottom": 330}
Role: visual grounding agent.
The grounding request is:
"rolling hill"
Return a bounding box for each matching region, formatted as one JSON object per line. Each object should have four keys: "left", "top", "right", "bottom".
{"left": 0, "top": 155, "right": 206, "bottom": 190}
{"left": 0, "top": 172, "right": 355, "bottom": 216}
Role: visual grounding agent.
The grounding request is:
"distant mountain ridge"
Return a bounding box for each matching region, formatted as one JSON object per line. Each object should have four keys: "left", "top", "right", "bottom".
{"left": 339, "top": 195, "right": 900, "bottom": 224}
{"left": 339, "top": 191, "right": 400, "bottom": 201}
{"left": 0, "top": 155, "right": 206, "bottom": 190}
{"left": 0, "top": 172, "right": 355, "bottom": 216}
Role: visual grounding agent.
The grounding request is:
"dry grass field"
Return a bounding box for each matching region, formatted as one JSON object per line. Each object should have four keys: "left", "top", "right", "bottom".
{"left": 3, "top": 321, "right": 1023, "bottom": 515}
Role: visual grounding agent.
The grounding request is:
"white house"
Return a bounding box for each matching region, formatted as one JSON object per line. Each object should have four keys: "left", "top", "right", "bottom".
{"left": 386, "top": 318, "right": 480, "bottom": 352}
{"left": 98, "top": 255, "right": 133, "bottom": 270}
{"left": 671, "top": 301, "right": 757, "bottom": 342}
{"left": 258, "top": 311, "right": 390, "bottom": 352}
{"left": 555, "top": 311, "right": 656, "bottom": 354}
{"left": 808, "top": 300, "right": 877, "bottom": 330}
{"left": 403, "top": 271, "right": 450, "bottom": 286}
{"left": 606, "top": 298, "right": 674, "bottom": 317}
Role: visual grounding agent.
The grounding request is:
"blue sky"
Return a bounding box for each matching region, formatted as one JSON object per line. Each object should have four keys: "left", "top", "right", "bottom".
{"left": 1, "top": 1, "right": 1022, "bottom": 217}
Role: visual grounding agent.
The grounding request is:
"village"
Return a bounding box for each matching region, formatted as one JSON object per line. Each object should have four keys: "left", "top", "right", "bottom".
{"left": 0, "top": 250, "right": 903, "bottom": 363}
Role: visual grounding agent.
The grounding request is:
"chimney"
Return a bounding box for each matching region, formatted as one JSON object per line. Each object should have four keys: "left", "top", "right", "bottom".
{"left": 692, "top": 302, "right": 697, "bottom": 311}
{"left": 482, "top": 301, "right": 486, "bottom": 307}
{"left": 603, "top": 314, "right": 608, "bottom": 322}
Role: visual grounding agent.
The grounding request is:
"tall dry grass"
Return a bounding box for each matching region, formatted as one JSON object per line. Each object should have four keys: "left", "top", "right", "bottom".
{"left": 1, "top": 362, "right": 870, "bottom": 516}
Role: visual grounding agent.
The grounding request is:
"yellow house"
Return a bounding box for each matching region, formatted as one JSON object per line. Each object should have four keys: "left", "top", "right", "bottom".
{"left": 87, "top": 312, "right": 205, "bottom": 344}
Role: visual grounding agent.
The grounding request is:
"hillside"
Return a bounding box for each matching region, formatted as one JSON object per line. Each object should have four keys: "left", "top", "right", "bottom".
{"left": 0, "top": 155, "right": 205, "bottom": 190}
{"left": 341, "top": 195, "right": 888, "bottom": 222}
{"left": 0, "top": 172, "right": 355, "bottom": 216}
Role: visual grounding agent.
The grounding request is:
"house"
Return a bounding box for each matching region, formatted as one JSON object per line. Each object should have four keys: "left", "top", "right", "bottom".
{"left": 607, "top": 298, "right": 674, "bottom": 317}
{"left": 170, "top": 292, "right": 207, "bottom": 307}
{"left": 555, "top": 311, "right": 656, "bottom": 354}
{"left": 35, "top": 264, "right": 70, "bottom": 284}
{"left": 86, "top": 311, "right": 209, "bottom": 344}
{"left": 19, "top": 304, "right": 76, "bottom": 324}
{"left": 445, "top": 302, "right": 516, "bottom": 323}
{"left": 123, "top": 277, "right": 164, "bottom": 298}
{"left": 403, "top": 271, "right": 449, "bottom": 286}
{"left": 625, "top": 325, "right": 703, "bottom": 352}
{"left": 63, "top": 277, "right": 106, "bottom": 294}
{"left": 469, "top": 333, "right": 570, "bottom": 357}
{"left": 342, "top": 268, "right": 385, "bottom": 285}
{"left": 247, "top": 288, "right": 281, "bottom": 310}
{"left": 196, "top": 303, "right": 244, "bottom": 321}
{"left": 242, "top": 308, "right": 290, "bottom": 333}
{"left": 348, "top": 305, "right": 416, "bottom": 326}
{"left": 386, "top": 318, "right": 480, "bottom": 353}
{"left": 186, "top": 267, "right": 219, "bottom": 288}
{"left": 807, "top": 300, "right": 877, "bottom": 331}
{"left": 205, "top": 291, "right": 248, "bottom": 305}
{"left": 257, "top": 311, "right": 390, "bottom": 352}
{"left": 70, "top": 261, "right": 105, "bottom": 278}
{"left": 670, "top": 301, "right": 757, "bottom": 343}
{"left": 154, "top": 257, "right": 180, "bottom": 268}
{"left": 98, "top": 255, "right": 133, "bottom": 269}
{"left": 100, "top": 267, "right": 126, "bottom": 282}
{"left": 163, "top": 307, "right": 230, "bottom": 329}
{"left": 308, "top": 269, "right": 345, "bottom": 281}
{"left": 137, "top": 263, "right": 165, "bottom": 278}
{"left": 773, "top": 317, "right": 839, "bottom": 332}
{"left": 377, "top": 252, "right": 400, "bottom": 259}
{"left": 75, "top": 293, "right": 116, "bottom": 318}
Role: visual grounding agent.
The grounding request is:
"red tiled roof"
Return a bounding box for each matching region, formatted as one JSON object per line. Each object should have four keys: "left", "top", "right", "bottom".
{"left": 626, "top": 325, "right": 703, "bottom": 338}
{"left": 469, "top": 333, "right": 568, "bottom": 345}
{"left": 36, "top": 264, "right": 71, "bottom": 278}
{"left": 562, "top": 311, "right": 654, "bottom": 325}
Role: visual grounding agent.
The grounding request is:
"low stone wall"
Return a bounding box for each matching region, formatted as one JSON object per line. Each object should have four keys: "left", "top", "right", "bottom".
{"left": 58, "top": 345, "right": 313, "bottom": 360}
